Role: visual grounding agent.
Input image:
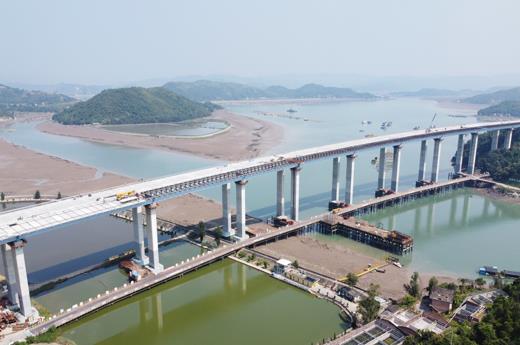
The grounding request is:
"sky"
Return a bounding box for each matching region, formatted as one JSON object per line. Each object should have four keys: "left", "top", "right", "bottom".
{"left": 1, "top": 0, "right": 520, "bottom": 86}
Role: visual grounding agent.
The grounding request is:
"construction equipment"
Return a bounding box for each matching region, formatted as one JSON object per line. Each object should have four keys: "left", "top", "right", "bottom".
{"left": 116, "top": 190, "right": 136, "bottom": 201}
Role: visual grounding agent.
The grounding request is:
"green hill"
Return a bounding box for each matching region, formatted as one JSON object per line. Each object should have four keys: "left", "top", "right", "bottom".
{"left": 163, "top": 80, "right": 377, "bottom": 102}
{"left": 463, "top": 86, "right": 520, "bottom": 104}
{"left": 478, "top": 100, "right": 520, "bottom": 117}
{"left": 53, "top": 87, "right": 220, "bottom": 125}
{"left": 0, "top": 84, "right": 75, "bottom": 115}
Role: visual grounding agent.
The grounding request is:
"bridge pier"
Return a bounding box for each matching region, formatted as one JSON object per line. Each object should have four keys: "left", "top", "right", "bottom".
{"left": 491, "top": 130, "right": 500, "bottom": 151}
{"left": 377, "top": 147, "right": 386, "bottom": 191}
{"left": 345, "top": 154, "right": 356, "bottom": 205}
{"left": 221, "top": 183, "right": 234, "bottom": 237}
{"left": 9, "top": 241, "right": 32, "bottom": 318}
{"left": 291, "top": 167, "right": 301, "bottom": 221}
{"left": 235, "top": 180, "right": 248, "bottom": 240}
{"left": 431, "top": 138, "right": 443, "bottom": 183}
{"left": 454, "top": 134, "right": 465, "bottom": 174}
{"left": 132, "top": 207, "right": 149, "bottom": 266}
{"left": 1, "top": 244, "right": 19, "bottom": 307}
{"left": 145, "top": 204, "right": 163, "bottom": 273}
{"left": 503, "top": 128, "right": 513, "bottom": 149}
{"left": 416, "top": 140, "right": 428, "bottom": 186}
{"left": 467, "top": 132, "right": 479, "bottom": 174}
{"left": 276, "top": 170, "right": 285, "bottom": 217}
{"left": 331, "top": 157, "right": 340, "bottom": 202}
{"left": 390, "top": 144, "right": 402, "bottom": 192}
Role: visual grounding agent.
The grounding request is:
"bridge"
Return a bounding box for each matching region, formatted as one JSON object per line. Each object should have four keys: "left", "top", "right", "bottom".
{"left": 0, "top": 120, "right": 519, "bottom": 318}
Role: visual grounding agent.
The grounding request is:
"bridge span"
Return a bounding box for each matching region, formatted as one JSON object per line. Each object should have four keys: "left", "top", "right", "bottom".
{"left": 0, "top": 120, "right": 519, "bottom": 318}
{"left": 23, "top": 174, "right": 489, "bottom": 338}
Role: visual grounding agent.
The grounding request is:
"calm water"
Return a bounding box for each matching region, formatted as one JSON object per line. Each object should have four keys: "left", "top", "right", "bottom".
{"left": 354, "top": 189, "right": 520, "bottom": 277}
{"left": 1, "top": 99, "right": 511, "bottom": 344}
{"left": 0, "top": 99, "right": 479, "bottom": 220}
{"left": 34, "top": 240, "right": 201, "bottom": 313}
{"left": 61, "top": 260, "right": 348, "bottom": 345}
{"left": 302, "top": 189, "right": 520, "bottom": 279}
{"left": 102, "top": 120, "right": 228, "bottom": 137}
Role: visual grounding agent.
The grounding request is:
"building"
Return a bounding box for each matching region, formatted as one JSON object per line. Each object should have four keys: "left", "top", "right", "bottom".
{"left": 273, "top": 258, "right": 292, "bottom": 275}
{"left": 429, "top": 287, "right": 455, "bottom": 313}
{"left": 338, "top": 286, "right": 363, "bottom": 302}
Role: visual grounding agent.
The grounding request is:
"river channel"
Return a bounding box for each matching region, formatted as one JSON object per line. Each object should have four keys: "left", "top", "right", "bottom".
{"left": 1, "top": 98, "right": 518, "bottom": 344}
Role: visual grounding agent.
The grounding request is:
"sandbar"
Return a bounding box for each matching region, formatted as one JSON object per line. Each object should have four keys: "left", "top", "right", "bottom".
{"left": 37, "top": 109, "right": 283, "bottom": 161}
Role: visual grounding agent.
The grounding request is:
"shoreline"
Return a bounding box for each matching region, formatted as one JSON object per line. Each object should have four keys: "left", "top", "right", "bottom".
{"left": 214, "top": 97, "right": 379, "bottom": 106}
{"left": 36, "top": 109, "right": 284, "bottom": 162}
{"left": 255, "top": 235, "right": 458, "bottom": 301}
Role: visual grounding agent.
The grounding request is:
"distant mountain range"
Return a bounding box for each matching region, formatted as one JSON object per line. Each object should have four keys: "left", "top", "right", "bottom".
{"left": 52, "top": 87, "right": 220, "bottom": 125}
{"left": 162, "top": 80, "right": 377, "bottom": 102}
{"left": 460, "top": 87, "right": 520, "bottom": 118}
{"left": 390, "top": 88, "right": 478, "bottom": 98}
{"left": 477, "top": 101, "right": 520, "bottom": 117}
{"left": 0, "top": 84, "right": 75, "bottom": 115}
{"left": 463, "top": 87, "right": 520, "bottom": 105}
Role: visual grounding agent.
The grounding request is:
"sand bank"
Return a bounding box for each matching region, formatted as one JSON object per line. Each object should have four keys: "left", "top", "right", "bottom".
{"left": 0, "top": 137, "right": 228, "bottom": 229}
{"left": 256, "top": 235, "right": 457, "bottom": 300}
{"left": 0, "top": 139, "right": 131, "bottom": 196}
{"left": 37, "top": 109, "right": 283, "bottom": 161}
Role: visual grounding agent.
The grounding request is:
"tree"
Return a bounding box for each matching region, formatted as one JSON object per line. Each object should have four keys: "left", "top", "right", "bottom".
{"left": 34, "top": 190, "right": 41, "bottom": 199}
{"left": 359, "top": 284, "right": 380, "bottom": 323}
{"left": 292, "top": 260, "right": 299, "bottom": 269}
{"left": 346, "top": 272, "right": 359, "bottom": 287}
{"left": 214, "top": 226, "right": 223, "bottom": 246}
{"left": 197, "top": 221, "right": 206, "bottom": 243}
{"left": 404, "top": 272, "right": 421, "bottom": 298}
{"left": 57, "top": 192, "right": 62, "bottom": 199}
{"left": 475, "top": 277, "right": 486, "bottom": 289}
{"left": 0, "top": 192, "right": 4, "bottom": 201}
{"left": 427, "top": 276, "right": 439, "bottom": 294}
{"left": 399, "top": 294, "right": 417, "bottom": 308}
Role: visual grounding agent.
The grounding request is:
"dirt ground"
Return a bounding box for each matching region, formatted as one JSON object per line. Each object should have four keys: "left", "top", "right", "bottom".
{"left": 256, "top": 236, "right": 382, "bottom": 279}
{"left": 38, "top": 109, "right": 283, "bottom": 161}
{"left": 0, "top": 139, "right": 131, "bottom": 196}
{"left": 256, "top": 235, "right": 458, "bottom": 301}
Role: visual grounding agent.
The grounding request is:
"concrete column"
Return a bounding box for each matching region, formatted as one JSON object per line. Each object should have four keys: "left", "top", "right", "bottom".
{"left": 1, "top": 244, "right": 19, "bottom": 306}
{"left": 331, "top": 157, "right": 340, "bottom": 201}
{"left": 132, "top": 207, "right": 149, "bottom": 266}
{"left": 221, "top": 183, "right": 233, "bottom": 237}
{"left": 345, "top": 154, "right": 356, "bottom": 205}
{"left": 454, "top": 134, "right": 464, "bottom": 174}
{"left": 10, "top": 241, "right": 32, "bottom": 317}
{"left": 503, "top": 128, "right": 513, "bottom": 150}
{"left": 235, "top": 180, "right": 248, "bottom": 239}
{"left": 390, "top": 145, "right": 402, "bottom": 192}
{"left": 491, "top": 130, "right": 500, "bottom": 151}
{"left": 377, "top": 148, "right": 386, "bottom": 190}
{"left": 145, "top": 204, "right": 163, "bottom": 273}
{"left": 467, "top": 132, "right": 479, "bottom": 175}
{"left": 431, "top": 138, "right": 443, "bottom": 183}
{"left": 290, "top": 167, "right": 301, "bottom": 221}
{"left": 276, "top": 170, "right": 285, "bottom": 216}
{"left": 417, "top": 140, "right": 428, "bottom": 182}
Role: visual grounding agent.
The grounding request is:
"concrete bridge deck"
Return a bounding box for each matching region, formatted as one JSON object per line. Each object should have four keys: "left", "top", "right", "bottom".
{"left": 21, "top": 175, "right": 487, "bottom": 338}
{"left": 1, "top": 120, "right": 519, "bottom": 245}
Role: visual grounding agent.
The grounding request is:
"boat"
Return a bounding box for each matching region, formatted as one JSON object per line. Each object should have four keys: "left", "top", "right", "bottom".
{"left": 393, "top": 261, "right": 402, "bottom": 268}
{"left": 413, "top": 126, "right": 420, "bottom": 130}
{"left": 479, "top": 266, "right": 498, "bottom": 276}
{"left": 286, "top": 108, "right": 297, "bottom": 113}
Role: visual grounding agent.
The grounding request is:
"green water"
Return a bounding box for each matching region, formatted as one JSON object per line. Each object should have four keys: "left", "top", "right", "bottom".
{"left": 34, "top": 240, "right": 201, "bottom": 313}
{"left": 310, "top": 189, "right": 520, "bottom": 278}
{"left": 101, "top": 120, "right": 228, "bottom": 137}
{"left": 61, "top": 260, "right": 348, "bottom": 345}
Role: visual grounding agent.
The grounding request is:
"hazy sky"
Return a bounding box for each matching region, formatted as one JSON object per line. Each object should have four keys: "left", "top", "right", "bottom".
{"left": 1, "top": 0, "right": 520, "bottom": 85}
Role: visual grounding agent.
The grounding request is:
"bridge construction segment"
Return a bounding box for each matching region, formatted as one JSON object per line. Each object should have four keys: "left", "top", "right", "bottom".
{"left": 0, "top": 120, "right": 519, "bottom": 317}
